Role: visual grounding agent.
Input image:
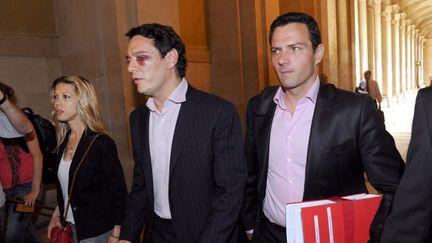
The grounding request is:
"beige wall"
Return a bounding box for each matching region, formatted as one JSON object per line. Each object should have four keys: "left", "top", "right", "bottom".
{"left": 1, "top": 0, "right": 431, "bottom": 190}
{"left": 0, "top": 0, "right": 59, "bottom": 118}
{"left": 0, "top": 0, "right": 55, "bottom": 35}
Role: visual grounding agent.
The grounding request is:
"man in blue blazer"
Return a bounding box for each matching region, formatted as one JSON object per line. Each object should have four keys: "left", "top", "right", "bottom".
{"left": 119, "top": 23, "right": 247, "bottom": 243}
{"left": 380, "top": 86, "right": 432, "bottom": 243}
{"left": 241, "top": 12, "right": 405, "bottom": 243}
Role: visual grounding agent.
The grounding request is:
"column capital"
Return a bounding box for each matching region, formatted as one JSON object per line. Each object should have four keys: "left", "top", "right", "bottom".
{"left": 383, "top": 6, "right": 392, "bottom": 18}
{"left": 393, "top": 13, "right": 400, "bottom": 21}
{"left": 373, "top": 0, "right": 382, "bottom": 12}
{"left": 391, "top": 4, "right": 400, "bottom": 14}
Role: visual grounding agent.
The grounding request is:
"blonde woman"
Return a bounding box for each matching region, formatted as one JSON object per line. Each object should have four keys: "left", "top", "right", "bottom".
{"left": 46, "top": 75, "right": 127, "bottom": 243}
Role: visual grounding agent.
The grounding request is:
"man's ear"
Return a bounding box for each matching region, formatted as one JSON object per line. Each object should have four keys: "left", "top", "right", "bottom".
{"left": 164, "top": 48, "right": 179, "bottom": 70}
{"left": 314, "top": 44, "right": 324, "bottom": 65}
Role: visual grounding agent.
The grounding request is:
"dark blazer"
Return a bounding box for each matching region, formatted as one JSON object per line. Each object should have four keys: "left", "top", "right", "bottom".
{"left": 120, "top": 85, "right": 247, "bottom": 243}
{"left": 380, "top": 86, "right": 432, "bottom": 243}
{"left": 241, "top": 83, "right": 404, "bottom": 242}
{"left": 56, "top": 129, "right": 128, "bottom": 241}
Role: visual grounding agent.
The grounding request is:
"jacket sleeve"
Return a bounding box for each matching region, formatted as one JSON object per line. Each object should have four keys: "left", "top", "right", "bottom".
{"left": 357, "top": 96, "right": 404, "bottom": 242}
{"left": 379, "top": 88, "right": 432, "bottom": 243}
{"left": 241, "top": 97, "right": 259, "bottom": 231}
{"left": 119, "top": 112, "right": 148, "bottom": 242}
{"left": 197, "top": 102, "right": 247, "bottom": 243}
{"left": 99, "top": 135, "right": 128, "bottom": 225}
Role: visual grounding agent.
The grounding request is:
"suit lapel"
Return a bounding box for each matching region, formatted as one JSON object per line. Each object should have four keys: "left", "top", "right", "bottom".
{"left": 137, "top": 106, "right": 154, "bottom": 200}
{"left": 169, "top": 86, "right": 198, "bottom": 176}
{"left": 255, "top": 87, "right": 277, "bottom": 193}
{"left": 67, "top": 129, "right": 96, "bottom": 191}
{"left": 303, "top": 84, "right": 337, "bottom": 198}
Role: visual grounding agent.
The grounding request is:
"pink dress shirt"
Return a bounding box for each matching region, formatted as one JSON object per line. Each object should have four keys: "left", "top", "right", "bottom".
{"left": 263, "top": 79, "right": 320, "bottom": 226}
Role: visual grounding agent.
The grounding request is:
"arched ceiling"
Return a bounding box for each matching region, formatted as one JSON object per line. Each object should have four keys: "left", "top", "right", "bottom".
{"left": 400, "top": 0, "right": 432, "bottom": 38}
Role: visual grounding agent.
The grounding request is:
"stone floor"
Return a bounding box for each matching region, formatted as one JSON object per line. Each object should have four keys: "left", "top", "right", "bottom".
{"left": 33, "top": 90, "right": 418, "bottom": 243}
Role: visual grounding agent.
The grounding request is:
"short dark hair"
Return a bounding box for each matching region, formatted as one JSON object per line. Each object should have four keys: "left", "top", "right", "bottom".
{"left": 269, "top": 12, "right": 322, "bottom": 51}
{"left": 125, "top": 23, "right": 187, "bottom": 78}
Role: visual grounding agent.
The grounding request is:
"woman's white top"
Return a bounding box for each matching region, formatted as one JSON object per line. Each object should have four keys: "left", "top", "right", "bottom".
{"left": 58, "top": 152, "right": 75, "bottom": 224}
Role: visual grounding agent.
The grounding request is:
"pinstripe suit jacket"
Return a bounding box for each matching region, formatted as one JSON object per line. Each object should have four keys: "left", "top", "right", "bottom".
{"left": 120, "top": 85, "right": 247, "bottom": 243}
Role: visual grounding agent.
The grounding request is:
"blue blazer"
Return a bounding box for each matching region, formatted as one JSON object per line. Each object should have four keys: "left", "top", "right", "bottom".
{"left": 120, "top": 85, "right": 247, "bottom": 243}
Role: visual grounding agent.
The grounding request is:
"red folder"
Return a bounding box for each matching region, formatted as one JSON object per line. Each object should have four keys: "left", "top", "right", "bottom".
{"left": 286, "top": 194, "right": 382, "bottom": 243}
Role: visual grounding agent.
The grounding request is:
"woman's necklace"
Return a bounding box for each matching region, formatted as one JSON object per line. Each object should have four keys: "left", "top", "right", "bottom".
{"left": 66, "top": 145, "right": 75, "bottom": 157}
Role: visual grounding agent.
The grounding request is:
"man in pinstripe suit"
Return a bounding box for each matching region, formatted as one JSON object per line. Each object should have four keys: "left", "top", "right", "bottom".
{"left": 119, "top": 23, "right": 247, "bottom": 243}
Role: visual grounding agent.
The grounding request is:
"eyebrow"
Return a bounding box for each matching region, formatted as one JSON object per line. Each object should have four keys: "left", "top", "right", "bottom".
{"left": 125, "top": 51, "right": 148, "bottom": 60}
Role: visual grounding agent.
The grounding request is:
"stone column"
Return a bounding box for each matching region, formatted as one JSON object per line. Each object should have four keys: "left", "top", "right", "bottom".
{"left": 372, "top": 0, "right": 383, "bottom": 89}
{"left": 420, "top": 36, "right": 425, "bottom": 87}
{"left": 359, "top": 0, "right": 369, "bottom": 72}
{"left": 414, "top": 30, "right": 419, "bottom": 88}
{"left": 367, "top": 0, "right": 375, "bottom": 74}
{"left": 382, "top": 5, "right": 392, "bottom": 99}
{"left": 392, "top": 7, "right": 400, "bottom": 97}
{"left": 336, "top": 0, "right": 353, "bottom": 90}
{"left": 424, "top": 39, "right": 431, "bottom": 87}
{"left": 399, "top": 14, "right": 406, "bottom": 94}
{"left": 406, "top": 22, "right": 412, "bottom": 91}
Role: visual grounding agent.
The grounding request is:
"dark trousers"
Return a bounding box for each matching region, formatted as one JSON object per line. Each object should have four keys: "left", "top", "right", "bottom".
{"left": 252, "top": 216, "right": 286, "bottom": 243}
{"left": 149, "top": 214, "right": 178, "bottom": 243}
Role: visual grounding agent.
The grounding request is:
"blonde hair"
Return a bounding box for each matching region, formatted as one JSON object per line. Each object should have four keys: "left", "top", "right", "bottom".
{"left": 50, "top": 75, "right": 106, "bottom": 146}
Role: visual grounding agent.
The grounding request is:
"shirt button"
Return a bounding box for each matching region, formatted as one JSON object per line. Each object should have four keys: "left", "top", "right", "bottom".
{"left": 288, "top": 179, "right": 294, "bottom": 184}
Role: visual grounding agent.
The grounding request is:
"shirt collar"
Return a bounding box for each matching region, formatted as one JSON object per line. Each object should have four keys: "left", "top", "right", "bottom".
{"left": 273, "top": 77, "right": 320, "bottom": 109}
{"left": 146, "top": 78, "right": 188, "bottom": 112}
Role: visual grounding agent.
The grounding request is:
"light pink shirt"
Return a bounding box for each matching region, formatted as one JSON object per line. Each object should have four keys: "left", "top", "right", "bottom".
{"left": 263, "top": 79, "right": 320, "bottom": 226}
{"left": 147, "top": 79, "right": 188, "bottom": 219}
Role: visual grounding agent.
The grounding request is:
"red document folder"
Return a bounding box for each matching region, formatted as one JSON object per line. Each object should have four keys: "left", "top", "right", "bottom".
{"left": 286, "top": 194, "right": 382, "bottom": 243}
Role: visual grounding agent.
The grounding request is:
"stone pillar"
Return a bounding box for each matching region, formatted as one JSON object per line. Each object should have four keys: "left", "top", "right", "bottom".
{"left": 391, "top": 7, "right": 400, "bottom": 97}
{"left": 414, "top": 30, "right": 419, "bottom": 89}
{"left": 424, "top": 39, "right": 431, "bottom": 87}
{"left": 420, "top": 37, "right": 425, "bottom": 87}
{"left": 399, "top": 14, "right": 406, "bottom": 94}
{"left": 367, "top": 0, "right": 375, "bottom": 74}
{"left": 336, "top": 0, "right": 353, "bottom": 90}
{"left": 373, "top": 0, "right": 383, "bottom": 89}
{"left": 406, "top": 21, "right": 412, "bottom": 91}
{"left": 359, "top": 0, "right": 369, "bottom": 73}
{"left": 382, "top": 5, "right": 392, "bottom": 99}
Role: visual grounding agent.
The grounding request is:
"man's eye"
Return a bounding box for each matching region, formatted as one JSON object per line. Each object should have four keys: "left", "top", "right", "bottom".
{"left": 292, "top": 46, "right": 301, "bottom": 51}
{"left": 271, "top": 49, "right": 280, "bottom": 54}
{"left": 136, "top": 55, "right": 148, "bottom": 64}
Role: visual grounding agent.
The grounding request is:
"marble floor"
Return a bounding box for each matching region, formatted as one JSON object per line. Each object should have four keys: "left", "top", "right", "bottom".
{"left": 381, "top": 90, "right": 417, "bottom": 161}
